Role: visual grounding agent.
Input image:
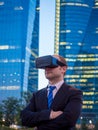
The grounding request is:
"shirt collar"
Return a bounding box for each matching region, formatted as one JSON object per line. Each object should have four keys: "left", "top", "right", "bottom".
{"left": 48, "top": 80, "right": 64, "bottom": 91}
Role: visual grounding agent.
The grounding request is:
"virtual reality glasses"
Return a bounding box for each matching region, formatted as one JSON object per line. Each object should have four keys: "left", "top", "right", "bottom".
{"left": 35, "top": 55, "right": 67, "bottom": 69}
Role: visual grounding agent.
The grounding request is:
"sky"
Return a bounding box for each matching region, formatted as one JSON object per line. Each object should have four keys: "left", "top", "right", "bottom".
{"left": 38, "top": 0, "right": 55, "bottom": 89}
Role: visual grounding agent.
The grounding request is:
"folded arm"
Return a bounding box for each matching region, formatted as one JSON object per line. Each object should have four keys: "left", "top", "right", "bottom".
{"left": 39, "top": 90, "right": 83, "bottom": 129}
{"left": 21, "top": 89, "right": 83, "bottom": 129}
{"left": 21, "top": 93, "right": 51, "bottom": 127}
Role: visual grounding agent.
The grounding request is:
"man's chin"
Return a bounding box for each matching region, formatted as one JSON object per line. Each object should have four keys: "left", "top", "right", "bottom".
{"left": 45, "top": 75, "right": 52, "bottom": 80}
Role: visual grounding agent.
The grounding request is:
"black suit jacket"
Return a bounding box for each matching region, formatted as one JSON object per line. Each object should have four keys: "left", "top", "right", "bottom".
{"left": 21, "top": 83, "right": 83, "bottom": 130}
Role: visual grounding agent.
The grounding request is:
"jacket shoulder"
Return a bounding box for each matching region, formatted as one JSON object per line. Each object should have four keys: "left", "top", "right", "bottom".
{"left": 62, "top": 82, "right": 83, "bottom": 94}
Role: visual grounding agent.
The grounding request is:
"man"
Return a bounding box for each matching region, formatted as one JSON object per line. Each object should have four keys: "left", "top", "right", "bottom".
{"left": 21, "top": 54, "right": 83, "bottom": 130}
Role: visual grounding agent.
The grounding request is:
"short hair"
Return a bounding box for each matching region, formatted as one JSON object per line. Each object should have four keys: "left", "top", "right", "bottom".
{"left": 53, "top": 54, "right": 67, "bottom": 67}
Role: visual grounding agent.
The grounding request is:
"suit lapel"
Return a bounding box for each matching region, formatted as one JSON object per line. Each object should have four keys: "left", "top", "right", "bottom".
{"left": 39, "top": 87, "right": 48, "bottom": 109}
{"left": 51, "top": 83, "right": 69, "bottom": 109}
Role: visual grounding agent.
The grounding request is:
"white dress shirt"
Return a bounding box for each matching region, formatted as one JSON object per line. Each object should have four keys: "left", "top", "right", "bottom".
{"left": 47, "top": 80, "right": 64, "bottom": 98}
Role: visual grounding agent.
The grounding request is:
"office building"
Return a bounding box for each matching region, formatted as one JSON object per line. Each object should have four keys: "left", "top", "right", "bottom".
{"left": 54, "top": 0, "right": 98, "bottom": 122}
{"left": 0, "top": 0, "right": 39, "bottom": 102}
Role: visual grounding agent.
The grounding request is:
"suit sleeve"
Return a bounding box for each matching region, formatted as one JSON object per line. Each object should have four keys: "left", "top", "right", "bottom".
{"left": 38, "top": 90, "right": 83, "bottom": 129}
{"left": 21, "top": 93, "right": 51, "bottom": 127}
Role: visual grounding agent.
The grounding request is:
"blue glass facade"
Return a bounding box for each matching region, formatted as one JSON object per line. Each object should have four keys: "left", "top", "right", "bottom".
{"left": 27, "top": 0, "right": 39, "bottom": 92}
{"left": 55, "top": 0, "right": 98, "bottom": 121}
{"left": 0, "top": 0, "right": 39, "bottom": 102}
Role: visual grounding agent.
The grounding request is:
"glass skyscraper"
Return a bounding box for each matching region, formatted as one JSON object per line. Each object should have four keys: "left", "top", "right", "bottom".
{"left": 0, "top": 0, "right": 39, "bottom": 102}
{"left": 27, "top": 0, "right": 39, "bottom": 93}
{"left": 54, "top": 0, "right": 98, "bottom": 122}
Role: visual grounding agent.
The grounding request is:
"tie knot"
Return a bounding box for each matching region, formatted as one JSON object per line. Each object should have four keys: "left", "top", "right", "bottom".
{"left": 49, "top": 86, "right": 56, "bottom": 91}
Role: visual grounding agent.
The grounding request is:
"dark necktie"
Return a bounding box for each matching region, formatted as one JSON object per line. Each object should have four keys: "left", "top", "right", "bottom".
{"left": 48, "top": 86, "right": 56, "bottom": 109}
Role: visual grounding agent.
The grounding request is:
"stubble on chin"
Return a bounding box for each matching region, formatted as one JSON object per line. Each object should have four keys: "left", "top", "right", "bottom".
{"left": 45, "top": 72, "right": 53, "bottom": 80}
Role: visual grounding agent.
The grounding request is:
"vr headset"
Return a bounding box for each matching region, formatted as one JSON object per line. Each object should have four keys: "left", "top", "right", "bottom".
{"left": 35, "top": 55, "right": 66, "bottom": 69}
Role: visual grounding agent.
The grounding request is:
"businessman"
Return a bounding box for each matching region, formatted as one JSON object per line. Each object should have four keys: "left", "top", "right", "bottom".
{"left": 21, "top": 54, "right": 83, "bottom": 130}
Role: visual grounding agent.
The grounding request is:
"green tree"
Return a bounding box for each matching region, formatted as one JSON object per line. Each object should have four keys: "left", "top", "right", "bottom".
{"left": 0, "top": 91, "right": 32, "bottom": 127}
{"left": 22, "top": 91, "right": 32, "bottom": 107}
{"left": 2, "top": 97, "right": 21, "bottom": 126}
{"left": 0, "top": 104, "right": 3, "bottom": 125}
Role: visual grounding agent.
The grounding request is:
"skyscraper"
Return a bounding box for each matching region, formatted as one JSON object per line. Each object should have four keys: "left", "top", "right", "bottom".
{"left": 27, "top": 0, "right": 40, "bottom": 93}
{"left": 54, "top": 0, "right": 98, "bottom": 121}
{"left": 0, "top": 0, "right": 39, "bottom": 102}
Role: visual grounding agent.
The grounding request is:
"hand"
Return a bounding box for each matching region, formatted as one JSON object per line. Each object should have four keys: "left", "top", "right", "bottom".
{"left": 50, "top": 110, "right": 63, "bottom": 119}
